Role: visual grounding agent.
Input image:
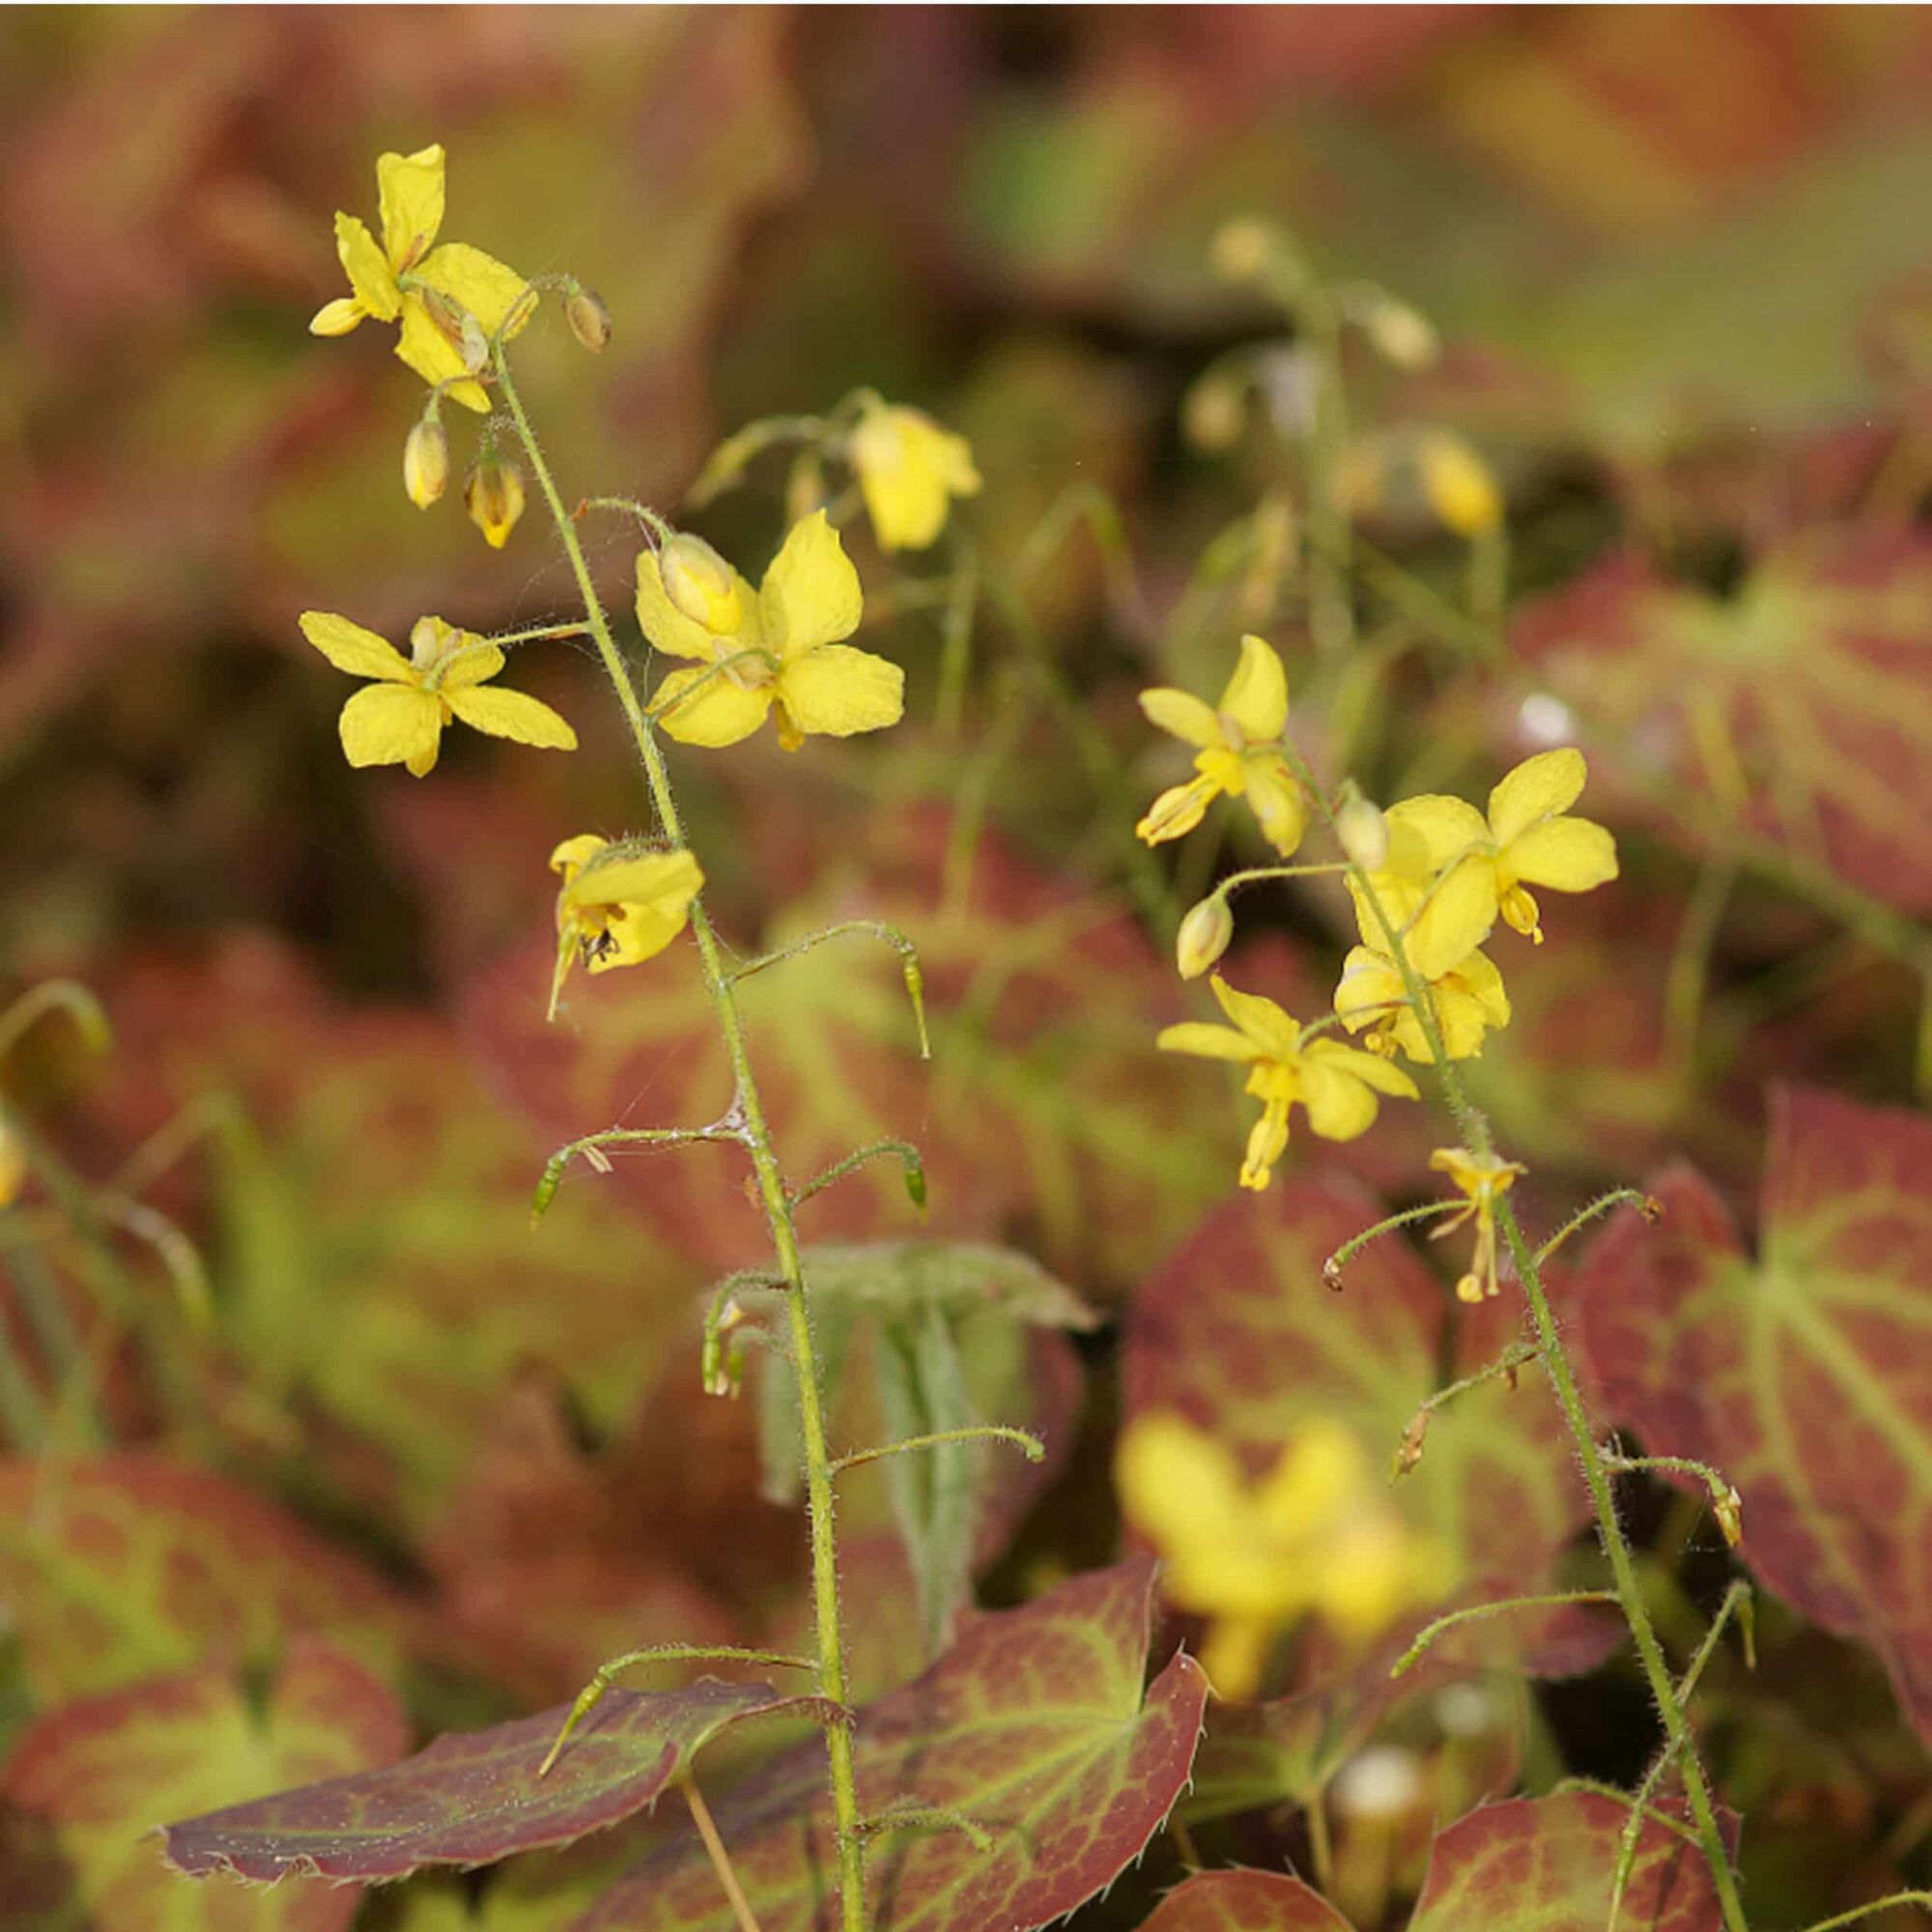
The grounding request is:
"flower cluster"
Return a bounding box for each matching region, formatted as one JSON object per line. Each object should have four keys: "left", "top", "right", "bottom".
{"left": 1137, "top": 638, "right": 1618, "bottom": 1216}
{"left": 1116, "top": 1411, "right": 1448, "bottom": 1700}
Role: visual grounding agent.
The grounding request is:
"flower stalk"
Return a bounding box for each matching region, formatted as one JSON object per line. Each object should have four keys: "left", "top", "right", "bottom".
{"left": 492, "top": 340, "right": 874, "bottom": 1932}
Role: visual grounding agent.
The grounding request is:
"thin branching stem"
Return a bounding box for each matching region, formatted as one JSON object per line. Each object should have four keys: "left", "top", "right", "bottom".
{"left": 1323, "top": 1199, "right": 1463, "bottom": 1287}
{"left": 1280, "top": 740, "right": 1751, "bottom": 1932}
{"left": 728, "top": 921, "right": 929, "bottom": 1060}
{"left": 1536, "top": 1189, "right": 1659, "bottom": 1266}
{"left": 831, "top": 1426, "right": 1045, "bottom": 1475}
{"left": 1390, "top": 1590, "right": 1617, "bottom": 1679}
{"left": 682, "top": 1777, "right": 766, "bottom": 1932}
{"left": 0, "top": 980, "right": 110, "bottom": 1065}
{"left": 496, "top": 342, "right": 874, "bottom": 1932}
{"left": 1392, "top": 1340, "right": 1543, "bottom": 1480}
{"left": 790, "top": 1140, "right": 925, "bottom": 1212}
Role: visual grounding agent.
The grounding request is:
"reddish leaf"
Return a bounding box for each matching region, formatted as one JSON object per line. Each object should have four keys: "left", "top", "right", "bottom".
{"left": 162, "top": 1679, "right": 828, "bottom": 1884}
{"left": 570, "top": 1558, "right": 1209, "bottom": 1932}
{"left": 1122, "top": 1176, "right": 1588, "bottom": 1625}
{"left": 1409, "top": 1792, "right": 1736, "bottom": 1931}
{"left": 0, "top": 1456, "right": 408, "bottom": 1703}
{"left": 463, "top": 818, "right": 1226, "bottom": 1285}
{"left": 1512, "top": 530, "right": 1932, "bottom": 915}
{"left": 2, "top": 1639, "right": 406, "bottom": 1932}
{"left": 1139, "top": 1868, "right": 1352, "bottom": 1931}
{"left": 82, "top": 937, "right": 697, "bottom": 1527}
{"left": 1574, "top": 1084, "right": 1932, "bottom": 1742}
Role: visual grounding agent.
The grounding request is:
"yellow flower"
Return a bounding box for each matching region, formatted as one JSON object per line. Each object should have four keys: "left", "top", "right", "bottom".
{"left": 1334, "top": 943, "right": 1511, "bottom": 1064}
{"left": 308, "top": 144, "right": 529, "bottom": 413}
{"left": 1348, "top": 749, "right": 1619, "bottom": 980}
{"left": 849, "top": 399, "right": 982, "bottom": 553}
{"left": 1428, "top": 1147, "right": 1527, "bottom": 1304}
{"left": 1158, "top": 975, "right": 1417, "bottom": 1191}
{"left": 1117, "top": 1412, "right": 1449, "bottom": 1701}
{"left": 638, "top": 511, "right": 903, "bottom": 753}
{"left": 300, "top": 611, "right": 577, "bottom": 778}
{"left": 1135, "top": 635, "right": 1306, "bottom": 857}
{"left": 548, "top": 837, "right": 704, "bottom": 1020}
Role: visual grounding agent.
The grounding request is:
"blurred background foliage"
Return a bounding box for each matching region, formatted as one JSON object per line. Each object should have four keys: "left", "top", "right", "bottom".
{"left": 4, "top": 8, "right": 1932, "bottom": 1929}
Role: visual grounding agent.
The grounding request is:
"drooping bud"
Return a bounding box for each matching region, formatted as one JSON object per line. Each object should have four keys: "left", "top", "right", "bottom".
{"left": 1176, "top": 895, "right": 1234, "bottom": 980}
{"left": 1714, "top": 1485, "right": 1744, "bottom": 1548}
{"left": 659, "top": 531, "right": 743, "bottom": 633}
{"left": 1182, "top": 371, "right": 1246, "bottom": 453}
{"left": 403, "top": 418, "right": 450, "bottom": 509}
{"left": 1415, "top": 432, "right": 1502, "bottom": 539}
{"left": 1209, "top": 217, "right": 1275, "bottom": 285}
{"left": 565, "top": 286, "right": 612, "bottom": 353}
{"left": 1352, "top": 289, "right": 1440, "bottom": 371}
{"left": 465, "top": 455, "right": 526, "bottom": 550}
{"left": 1336, "top": 793, "right": 1390, "bottom": 872}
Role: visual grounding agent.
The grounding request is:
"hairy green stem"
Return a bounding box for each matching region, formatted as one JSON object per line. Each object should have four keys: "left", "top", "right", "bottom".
{"left": 1281, "top": 743, "right": 1751, "bottom": 1932}
{"left": 496, "top": 343, "right": 871, "bottom": 1932}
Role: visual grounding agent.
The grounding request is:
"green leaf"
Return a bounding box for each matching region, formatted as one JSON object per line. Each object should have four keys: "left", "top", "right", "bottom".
{"left": 1139, "top": 1869, "right": 1353, "bottom": 1932}
{"left": 1576, "top": 1083, "right": 1932, "bottom": 1742}
{"left": 570, "top": 1559, "right": 1208, "bottom": 1932}
{"left": 0, "top": 1457, "right": 408, "bottom": 1704}
{"left": 1409, "top": 1791, "right": 1735, "bottom": 1930}
{"left": 2, "top": 1639, "right": 406, "bottom": 1932}
{"left": 161, "top": 1680, "right": 827, "bottom": 1885}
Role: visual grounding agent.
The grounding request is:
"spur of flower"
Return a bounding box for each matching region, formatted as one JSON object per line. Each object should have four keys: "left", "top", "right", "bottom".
{"left": 638, "top": 512, "right": 903, "bottom": 752}
{"left": 1429, "top": 1147, "right": 1527, "bottom": 1304}
{"left": 299, "top": 611, "right": 576, "bottom": 777}
{"left": 1333, "top": 943, "right": 1510, "bottom": 1064}
{"left": 850, "top": 395, "right": 982, "bottom": 552}
{"left": 1116, "top": 1411, "right": 1449, "bottom": 1700}
{"left": 1135, "top": 635, "right": 1305, "bottom": 857}
{"left": 1349, "top": 749, "right": 1618, "bottom": 981}
{"left": 548, "top": 837, "right": 704, "bottom": 1019}
{"left": 1158, "top": 975, "right": 1416, "bottom": 1191}
{"left": 308, "top": 144, "right": 529, "bottom": 412}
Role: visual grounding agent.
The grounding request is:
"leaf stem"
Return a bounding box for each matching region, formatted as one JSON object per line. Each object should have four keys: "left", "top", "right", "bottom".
{"left": 495, "top": 341, "right": 872, "bottom": 1932}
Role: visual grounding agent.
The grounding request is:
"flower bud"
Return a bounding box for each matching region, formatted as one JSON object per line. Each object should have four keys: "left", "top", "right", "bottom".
{"left": 1210, "top": 217, "right": 1275, "bottom": 284}
{"left": 1182, "top": 372, "right": 1246, "bottom": 453}
{"left": 1336, "top": 794, "right": 1390, "bottom": 872}
{"left": 1176, "top": 895, "right": 1234, "bottom": 980}
{"left": 1416, "top": 432, "right": 1502, "bottom": 539}
{"left": 660, "top": 531, "right": 743, "bottom": 633}
{"left": 403, "top": 418, "right": 449, "bottom": 509}
{"left": 565, "top": 286, "right": 611, "bottom": 353}
{"left": 465, "top": 455, "right": 526, "bottom": 550}
{"left": 1356, "top": 292, "right": 1439, "bottom": 372}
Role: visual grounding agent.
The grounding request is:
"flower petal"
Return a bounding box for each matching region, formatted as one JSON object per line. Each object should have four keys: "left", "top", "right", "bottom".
{"left": 339, "top": 684, "right": 441, "bottom": 771}
{"left": 1116, "top": 1416, "right": 1247, "bottom": 1553}
{"left": 446, "top": 686, "right": 577, "bottom": 751}
{"left": 1451, "top": 947, "right": 1513, "bottom": 1028}
{"left": 759, "top": 511, "right": 863, "bottom": 661}
{"left": 1385, "top": 794, "right": 1490, "bottom": 872}
{"left": 1504, "top": 814, "right": 1619, "bottom": 894}
{"left": 437, "top": 640, "right": 507, "bottom": 690}
{"left": 852, "top": 408, "right": 977, "bottom": 553}
{"left": 1487, "top": 748, "right": 1587, "bottom": 845}
{"left": 1208, "top": 976, "right": 1300, "bottom": 1058}
{"left": 299, "top": 611, "right": 412, "bottom": 682}
{"left": 1404, "top": 853, "right": 1500, "bottom": 981}
{"left": 308, "top": 296, "right": 366, "bottom": 337}
{"left": 1309, "top": 1041, "right": 1419, "bottom": 1098}
{"left": 637, "top": 551, "right": 727, "bottom": 662}
{"left": 1218, "top": 634, "right": 1289, "bottom": 743}
{"left": 1138, "top": 688, "right": 1219, "bottom": 748}
{"left": 1333, "top": 946, "right": 1404, "bottom": 1031}
{"left": 652, "top": 666, "right": 774, "bottom": 748}
{"left": 567, "top": 848, "right": 703, "bottom": 917}
{"left": 1154, "top": 1021, "right": 1264, "bottom": 1064}
{"left": 551, "top": 834, "right": 608, "bottom": 879}
{"left": 394, "top": 298, "right": 488, "bottom": 412}
{"left": 334, "top": 213, "right": 399, "bottom": 323}
{"left": 1135, "top": 776, "right": 1218, "bottom": 846}
{"left": 376, "top": 145, "right": 444, "bottom": 272}
{"left": 1242, "top": 757, "right": 1305, "bottom": 858}
{"left": 1298, "top": 1060, "right": 1378, "bottom": 1142}
{"left": 413, "top": 241, "right": 530, "bottom": 336}
{"left": 776, "top": 645, "right": 904, "bottom": 739}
